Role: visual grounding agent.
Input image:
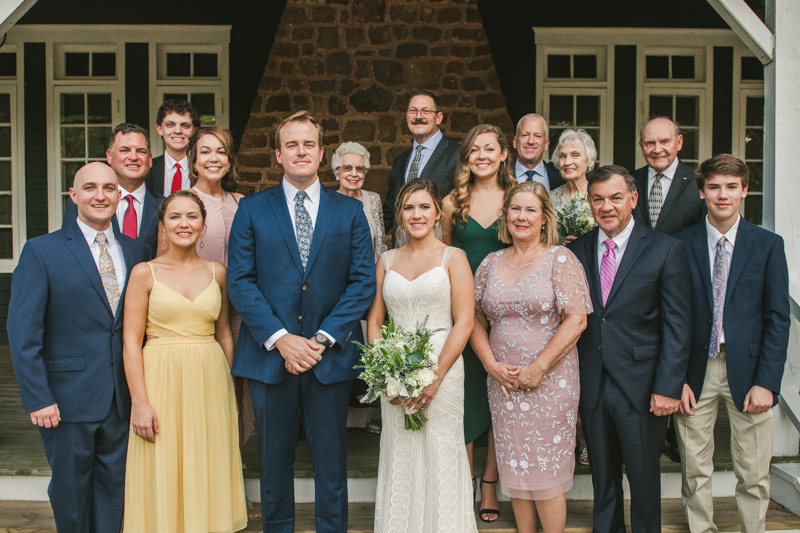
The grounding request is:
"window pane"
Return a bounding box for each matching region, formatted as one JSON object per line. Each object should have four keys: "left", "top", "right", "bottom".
{"left": 646, "top": 55, "right": 669, "bottom": 79}
{"left": 573, "top": 55, "right": 597, "bottom": 79}
{"left": 0, "top": 93, "right": 10, "bottom": 123}
{"left": 0, "top": 53, "right": 15, "bottom": 77}
{"left": 62, "top": 161, "right": 84, "bottom": 193}
{"left": 191, "top": 93, "right": 216, "bottom": 125}
{"left": 584, "top": 128, "right": 601, "bottom": 162}
{"left": 0, "top": 228, "right": 11, "bottom": 259}
{"left": 745, "top": 128, "right": 763, "bottom": 160}
{"left": 0, "top": 161, "right": 10, "bottom": 191}
{"left": 548, "top": 128, "right": 565, "bottom": 159}
{"left": 61, "top": 127, "right": 85, "bottom": 158}
{"left": 547, "top": 55, "right": 570, "bottom": 78}
{"left": 165, "top": 93, "right": 189, "bottom": 103}
{"left": 675, "top": 96, "right": 699, "bottom": 127}
{"left": 167, "top": 53, "right": 191, "bottom": 77}
{"left": 0, "top": 195, "right": 10, "bottom": 224}
{"left": 87, "top": 94, "right": 112, "bottom": 124}
{"left": 61, "top": 94, "right": 85, "bottom": 124}
{"left": 576, "top": 95, "right": 600, "bottom": 127}
{"left": 671, "top": 56, "right": 695, "bottom": 79}
{"left": 744, "top": 194, "right": 763, "bottom": 225}
{"left": 747, "top": 162, "right": 763, "bottom": 192}
{"left": 0, "top": 127, "right": 10, "bottom": 158}
{"left": 92, "top": 53, "right": 116, "bottom": 77}
{"left": 681, "top": 130, "right": 699, "bottom": 160}
{"left": 87, "top": 127, "right": 111, "bottom": 158}
{"left": 649, "top": 95, "right": 673, "bottom": 119}
{"left": 549, "top": 95, "right": 573, "bottom": 126}
{"left": 741, "top": 57, "right": 764, "bottom": 81}
{"left": 194, "top": 53, "right": 218, "bottom": 77}
{"left": 65, "top": 52, "right": 90, "bottom": 77}
{"left": 746, "top": 97, "right": 764, "bottom": 127}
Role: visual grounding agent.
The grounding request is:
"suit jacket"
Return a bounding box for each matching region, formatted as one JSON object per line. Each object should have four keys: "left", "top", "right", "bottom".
{"left": 676, "top": 219, "right": 789, "bottom": 411}
{"left": 382, "top": 135, "right": 460, "bottom": 234}
{"left": 62, "top": 186, "right": 165, "bottom": 260}
{"left": 227, "top": 182, "right": 376, "bottom": 385}
{"left": 510, "top": 158, "right": 566, "bottom": 190}
{"left": 145, "top": 154, "right": 166, "bottom": 196}
{"left": 568, "top": 223, "right": 693, "bottom": 413}
{"left": 632, "top": 160, "right": 705, "bottom": 236}
{"left": 7, "top": 223, "right": 150, "bottom": 422}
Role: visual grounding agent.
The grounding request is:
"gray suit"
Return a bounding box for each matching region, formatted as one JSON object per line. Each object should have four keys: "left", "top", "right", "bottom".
{"left": 632, "top": 160, "right": 705, "bottom": 236}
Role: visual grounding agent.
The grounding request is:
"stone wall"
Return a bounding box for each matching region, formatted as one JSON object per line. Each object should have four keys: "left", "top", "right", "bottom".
{"left": 237, "top": 0, "right": 514, "bottom": 198}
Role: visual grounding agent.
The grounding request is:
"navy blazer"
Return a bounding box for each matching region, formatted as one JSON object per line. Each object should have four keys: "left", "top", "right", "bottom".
{"left": 7, "top": 223, "right": 150, "bottom": 422}
{"left": 145, "top": 154, "right": 166, "bottom": 196}
{"left": 568, "top": 223, "right": 693, "bottom": 413}
{"left": 227, "top": 183, "right": 376, "bottom": 386}
{"left": 632, "top": 160, "right": 705, "bottom": 236}
{"left": 62, "top": 186, "right": 165, "bottom": 260}
{"left": 675, "top": 219, "right": 789, "bottom": 411}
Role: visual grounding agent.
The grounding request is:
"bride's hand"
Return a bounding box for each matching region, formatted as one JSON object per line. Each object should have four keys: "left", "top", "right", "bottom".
{"left": 406, "top": 380, "right": 441, "bottom": 412}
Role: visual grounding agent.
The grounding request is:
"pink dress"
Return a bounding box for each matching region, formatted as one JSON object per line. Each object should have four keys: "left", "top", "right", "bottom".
{"left": 474, "top": 246, "right": 593, "bottom": 500}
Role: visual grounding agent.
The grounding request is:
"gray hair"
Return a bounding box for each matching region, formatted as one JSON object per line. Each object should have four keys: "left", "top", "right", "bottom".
{"left": 552, "top": 129, "right": 597, "bottom": 171}
{"left": 331, "top": 142, "right": 371, "bottom": 171}
{"left": 639, "top": 116, "right": 680, "bottom": 142}
{"left": 515, "top": 113, "right": 549, "bottom": 139}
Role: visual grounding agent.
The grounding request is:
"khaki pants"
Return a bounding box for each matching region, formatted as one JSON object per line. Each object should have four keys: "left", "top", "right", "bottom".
{"left": 674, "top": 349, "right": 773, "bottom": 533}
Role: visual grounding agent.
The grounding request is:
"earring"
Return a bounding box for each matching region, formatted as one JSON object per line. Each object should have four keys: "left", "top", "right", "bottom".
{"left": 161, "top": 231, "right": 167, "bottom": 250}
{"left": 199, "top": 227, "right": 206, "bottom": 249}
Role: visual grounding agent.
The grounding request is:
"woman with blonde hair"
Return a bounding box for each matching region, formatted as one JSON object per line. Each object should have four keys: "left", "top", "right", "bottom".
{"left": 441, "top": 123, "right": 516, "bottom": 522}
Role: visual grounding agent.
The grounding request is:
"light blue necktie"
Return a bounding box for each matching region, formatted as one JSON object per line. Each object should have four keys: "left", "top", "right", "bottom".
{"left": 709, "top": 236, "right": 728, "bottom": 359}
{"left": 295, "top": 190, "right": 313, "bottom": 270}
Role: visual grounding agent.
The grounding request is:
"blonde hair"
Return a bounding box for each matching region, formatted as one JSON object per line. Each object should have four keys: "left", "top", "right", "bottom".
{"left": 394, "top": 179, "right": 443, "bottom": 227}
{"left": 275, "top": 110, "right": 323, "bottom": 150}
{"left": 497, "top": 181, "right": 559, "bottom": 246}
{"left": 450, "top": 124, "right": 516, "bottom": 227}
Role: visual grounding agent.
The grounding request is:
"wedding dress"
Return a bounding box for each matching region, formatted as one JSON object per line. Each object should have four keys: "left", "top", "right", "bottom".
{"left": 373, "top": 247, "right": 478, "bottom": 533}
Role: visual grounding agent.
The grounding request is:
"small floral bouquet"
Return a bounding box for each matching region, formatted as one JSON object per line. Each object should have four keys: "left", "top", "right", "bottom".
{"left": 556, "top": 193, "right": 596, "bottom": 238}
{"left": 354, "top": 315, "right": 442, "bottom": 431}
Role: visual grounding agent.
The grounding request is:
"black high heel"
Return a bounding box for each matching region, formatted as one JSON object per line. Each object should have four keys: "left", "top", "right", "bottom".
{"left": 479, "top": 478, "right": 500, "bottom": 523}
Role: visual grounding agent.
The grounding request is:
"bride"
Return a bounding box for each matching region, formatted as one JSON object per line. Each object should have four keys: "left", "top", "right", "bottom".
{"left": 367, "top": 179, "right": 478, "bottom": 532}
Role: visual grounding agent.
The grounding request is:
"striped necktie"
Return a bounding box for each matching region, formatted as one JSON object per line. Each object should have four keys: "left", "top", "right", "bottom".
{"left": 600, "top": 238, "right": 617, "bottom": 306}
{"left": 406, "top": 145, "right": 424, "bottom": 181}
{"left": 649, "top": 174, "right": 664, "bottom": 227}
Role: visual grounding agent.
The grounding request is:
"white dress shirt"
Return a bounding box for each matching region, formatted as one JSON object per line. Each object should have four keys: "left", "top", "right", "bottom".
{"left": 76, "top": 217, "right": 127, "bottom": 291}
{"left": 597, "top": 216, "right": 636, "bottom": 273}
{"left": 163, "top": 152, "right": 191, "bottom": 196}
{"left": 647, "top": 157, "right": 680, "bottom": 202}
{"left": 706, "top": 214, "right": 740, "bottom": 344}
{"left": 404, "top": 129, "right": 443, "bottom": 181}
{"left": 115, "top": 184, "right": 147, "bottom": 235}
{"left": 265, "top": 177, "right": 334, "bottom": 351}
{"left": 515, "top": 158, "right": 551, "bottom": 190}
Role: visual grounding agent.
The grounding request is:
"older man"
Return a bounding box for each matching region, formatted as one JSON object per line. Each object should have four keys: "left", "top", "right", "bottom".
{"left": 568, "top": 165, "right": 692, "bottom": 533}
{"left": 383, "top": 90, "right": 459, "bottom": 245}
{"left": 511, "top": 113, "right": 566, "bottom": 190}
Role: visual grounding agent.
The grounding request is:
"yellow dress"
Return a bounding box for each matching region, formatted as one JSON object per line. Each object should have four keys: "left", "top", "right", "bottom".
{"left": 123, "top": 262, "right": 247, "bottom": 533}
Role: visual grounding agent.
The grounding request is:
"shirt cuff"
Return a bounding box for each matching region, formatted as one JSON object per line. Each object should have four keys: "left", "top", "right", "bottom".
{"left": 264, "top": 329, "right": 288, "bottom": 351}
{"left": 317, "top": 330, "right": 336, "bottom": 347}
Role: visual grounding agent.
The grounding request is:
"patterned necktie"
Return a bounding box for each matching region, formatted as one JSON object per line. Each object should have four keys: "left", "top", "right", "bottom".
{"left": 95, "top": 233, "right": 120, "bottom": 314}
{"left": 649, "top": 174, "right": 664, "bottom": 227}
{"left": 406, "top": 145, "right": 424, "bottom": 181}
{"left": 122, "top": 195, "right": 138, "bottom": 239}
{"left": 599, "top": 238, "right": 617, "bottom": 306}
{"left": 295, "top": 190, "right": 313, "bottom": 270}
{"left": 170, "top": 163, "right": 182, "bottom": 194}
{"left": 524, "top": 170, "right": 536, "bottom": 182}
{"left": 709, "top": 236, "right": 728, "bottom": 359}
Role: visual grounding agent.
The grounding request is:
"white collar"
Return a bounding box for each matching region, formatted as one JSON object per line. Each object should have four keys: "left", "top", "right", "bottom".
{"left": 119, "top": 183, "right": 147, "bottom": 204}
{"left": 411, "top": 128, "right": 443, "bottom": 152}
{"left": 515, "top": 158, "right": 548, "bottom": 178}
{"left": 706, "top": 214, "right": 741, "bottom": 248}
{"left": 598, "top": 216, "right": 635, "bottom": 250}
{"left": 164, "top": 151, "right": 188, "bottom": 171}
{"left": 76, "top": 216, "right": 117, "bottom": 248}
{"left": 282, "top": 176, "right": 321, "bottom": 205}
{"left": 648, "top": 157, "right": 680, "bottom": 181}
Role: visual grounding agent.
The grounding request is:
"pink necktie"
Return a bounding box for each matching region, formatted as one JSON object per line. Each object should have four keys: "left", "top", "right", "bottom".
{"left": 122, "top": 195, "right": 138, "bottom": 239}
{"left": 170, "top": 164, "right": 182, "bottom": 194}
{"left": 600, "top": 238, "right": 617, "bottom": 306}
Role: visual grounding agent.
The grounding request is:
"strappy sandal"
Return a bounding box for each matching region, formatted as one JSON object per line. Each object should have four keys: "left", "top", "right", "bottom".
{"left": 246, "top": 496, "right": 262, "bottom": 521}
{"left": 579, "top": 445, "right": 589, "bottom": 466}
{"left": 479, "top": 478, "right": 500, "bottom": 523}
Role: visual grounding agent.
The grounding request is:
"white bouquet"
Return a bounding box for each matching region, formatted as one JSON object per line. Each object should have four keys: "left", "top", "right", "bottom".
{"left": 556, "top": 193, "right": 596, "bottom": 238}
{"left": 354, "top": 315, "right": 442, "bottom": 430}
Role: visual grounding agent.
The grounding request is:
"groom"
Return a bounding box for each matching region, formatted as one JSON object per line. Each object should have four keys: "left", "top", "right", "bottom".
{"left": 227, "top": 111, "right": 376, "bottom": 533}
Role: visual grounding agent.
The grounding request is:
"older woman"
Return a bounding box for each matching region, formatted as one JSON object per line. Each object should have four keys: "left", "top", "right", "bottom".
{"left": 472, "top": 181, "right": 593, "bottom": 533}
{"left": 333, "top": 142, "right": 388, "bottom": 262}
{"left": 549, "top": 129, "right": 597, "bottom": 245}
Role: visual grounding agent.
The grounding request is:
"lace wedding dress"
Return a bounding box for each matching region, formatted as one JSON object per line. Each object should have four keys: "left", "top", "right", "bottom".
{"left": 373, "top": 247, "right": 478, "bottom": 533}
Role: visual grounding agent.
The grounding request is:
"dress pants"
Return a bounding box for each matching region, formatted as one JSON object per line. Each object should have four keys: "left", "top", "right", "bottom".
{"left": 674, "top": 349, "right": 773, "bottom": 533}
{"left": 580, "top": 372, "right": 668, "bottom": 533}
{"left": 249, "top": 372, "right": 353, "bottom": 533}
{"left": 38, "top": 397, "right": 129, "bottom": 533}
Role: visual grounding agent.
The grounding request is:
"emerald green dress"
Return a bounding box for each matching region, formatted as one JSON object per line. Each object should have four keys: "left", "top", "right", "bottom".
{"left": 452, "top": 216, "right": 506, "bottom": 445}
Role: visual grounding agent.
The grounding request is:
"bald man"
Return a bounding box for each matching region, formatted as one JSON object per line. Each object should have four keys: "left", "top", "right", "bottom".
{"left": 8, "top": 162, "right": 150, "bottom": 533}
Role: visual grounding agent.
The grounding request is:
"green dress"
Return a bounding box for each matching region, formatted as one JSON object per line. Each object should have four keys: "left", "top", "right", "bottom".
{"left": 452, "top": 215, "right": 506, "bottom": 445}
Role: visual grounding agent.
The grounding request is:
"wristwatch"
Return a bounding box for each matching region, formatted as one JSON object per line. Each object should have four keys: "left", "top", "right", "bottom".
{"left": 315, "top": 332, "right": 333, "bottom": 349}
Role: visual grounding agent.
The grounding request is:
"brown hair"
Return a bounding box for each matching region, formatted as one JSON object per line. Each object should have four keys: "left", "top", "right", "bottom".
{"left": 274, "top": 110, "right": 323, "bottom": 150}
{"left": 587, "top": 165, "right": 637, "bottom": 196}
{"left": 450, "top": 124, "right": 516, "bottom": 227}
{"left": 394, "top": 179, "right": 444, "bottom": 227}
{"left": 157, "top": 99, "right": 201, "bottom": 129}
{"left": 157, "top": 190, "right": 207, "bottom": 224}
{"left": 695, "top": 153, "right": 749, "bottom": 190}
{"left": 187, "top": 126, "right": 240, "bottom": 190}
{"left": 497, "top": 181, "right": 559, "bottom": 246}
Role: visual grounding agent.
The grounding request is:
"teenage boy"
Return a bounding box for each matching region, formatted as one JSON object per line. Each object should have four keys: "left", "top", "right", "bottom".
{"left": 147, "top": 99, "right": 200, "bottom": 196}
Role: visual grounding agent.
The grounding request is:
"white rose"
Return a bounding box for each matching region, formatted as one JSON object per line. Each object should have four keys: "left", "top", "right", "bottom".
{"left": 385, "top": 377, "right": 401, "bottom": 398}
{"left": 505, "top": 401, "right": 514, "bottom": 411}
{"left": 414, "top": 368, "right": 436, "bottom": 387}
{"left": 520, "top": 402, "right": 530, "bottom": 412}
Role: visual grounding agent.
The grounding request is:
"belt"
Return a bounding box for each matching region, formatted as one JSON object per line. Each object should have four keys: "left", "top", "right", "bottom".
{"left": 145, "top": 335, "right": 216, "bottom": 346}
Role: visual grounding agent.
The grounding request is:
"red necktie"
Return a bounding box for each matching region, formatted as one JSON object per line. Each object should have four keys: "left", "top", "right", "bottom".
{"left": 122, "top": 195, "right": 138, "bottom": 239}
{"left": 170, "top": 164, "right": 182, "bottom": 194}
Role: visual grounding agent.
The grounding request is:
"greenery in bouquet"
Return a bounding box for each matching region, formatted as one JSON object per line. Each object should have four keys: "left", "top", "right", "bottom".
{"left": 354, "top": 315, "right": 443, "bottom": 431}
{"left": 556, "top": 193, "right": 597, "bottom": 238}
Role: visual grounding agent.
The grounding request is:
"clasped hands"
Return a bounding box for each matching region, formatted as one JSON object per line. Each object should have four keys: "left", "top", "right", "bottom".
{"left": 277, "top": 334, "right": 325, "bottom": 375}
{"left": 489, "top": 361, "right": 546, "bottom": 399}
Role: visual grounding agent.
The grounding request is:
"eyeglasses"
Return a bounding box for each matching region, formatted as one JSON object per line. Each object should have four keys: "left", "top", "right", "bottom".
{"left": 407, "top": 108, "right": 437, "bottom": 117}
{"left": 340, "top": 165, "right": 367, "bottom": 175}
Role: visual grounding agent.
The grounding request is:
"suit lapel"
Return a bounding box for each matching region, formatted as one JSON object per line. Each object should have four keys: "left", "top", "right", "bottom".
{"left": 268, "top": 186, "right": 305, "bottom": 275}
{"left": 725, "top": 220, "right": 754, "bottom": 306}
{"left": 139, "top": 189, "right": 160, "bottom": 243}
{"left": 690, "top": 223, "right": 714, "bottom": 309}
{"left": 419, "top": 137, "right": 449, "bottom": 180}
{"left": 303, "top": 187, "right": 334, "bottom": 280}
{"left": 584, "top": 229, "right": 603, "bottom": 307}
{"left": 65, "top": 224, "right": 114, "bottom": 316}
{"left": 604, "top": 223, "right": 647, "bottom": 307}
{"left": 114, "top": 228, "right": 136, "bottom": 325}
{"left": 655, "top": 161, "right": 693, "bottom": 231}
{"left": 635, "top": 169, "right": 651, "bottom": 228}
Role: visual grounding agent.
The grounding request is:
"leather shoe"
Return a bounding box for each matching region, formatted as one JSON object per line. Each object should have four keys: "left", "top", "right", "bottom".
{"left": 663, "top": 444, "right": 681, "bottom": 463}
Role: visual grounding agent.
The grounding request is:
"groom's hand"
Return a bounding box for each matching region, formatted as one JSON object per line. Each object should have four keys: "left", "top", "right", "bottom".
{"left": 276, "top": 334, "right": 322, "bottom": 374}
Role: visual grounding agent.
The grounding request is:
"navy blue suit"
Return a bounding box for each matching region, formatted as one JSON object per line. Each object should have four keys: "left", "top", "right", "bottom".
{"left": 227, "top": 181, "right": 376, "bottom": 533}
{"left": 676, "top": 218, "right": 789, "bottom": 410}
{"left": 62, "top": 186, "right": 164, "bottom": 260}
{"left": 7, "top": 223, "right": 149, "bottom": 533}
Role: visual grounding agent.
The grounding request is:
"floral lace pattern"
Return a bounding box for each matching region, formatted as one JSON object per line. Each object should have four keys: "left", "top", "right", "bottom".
{"left": 474, "top": 246, "right": 593, "bottom": 499}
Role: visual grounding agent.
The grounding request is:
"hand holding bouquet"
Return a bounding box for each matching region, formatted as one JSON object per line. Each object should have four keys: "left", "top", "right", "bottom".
{"left": 354, "top": 315, "right": 442, "bottom": 430}
{"left": 556, "top": 193, "right": 596, "bottom": 239}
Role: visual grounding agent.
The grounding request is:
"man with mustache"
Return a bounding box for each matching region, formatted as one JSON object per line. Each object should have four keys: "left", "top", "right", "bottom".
{"left": 383, "top": 90, "right": 459, "bottom": 247}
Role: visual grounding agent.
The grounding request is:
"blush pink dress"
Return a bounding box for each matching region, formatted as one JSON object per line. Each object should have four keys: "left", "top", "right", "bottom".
{"left": 474, "top": 246, "right": 593, "bottom": 500}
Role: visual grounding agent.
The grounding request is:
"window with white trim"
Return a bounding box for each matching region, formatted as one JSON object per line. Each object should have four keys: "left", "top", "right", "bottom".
{"left": 0, "top": 46, "right": 22, "bottom": 272}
